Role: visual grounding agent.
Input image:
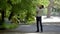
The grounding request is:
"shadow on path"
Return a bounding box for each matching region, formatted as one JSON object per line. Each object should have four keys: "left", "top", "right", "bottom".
{"left": 13, "top": 24, "right": 60, "bottom": 33}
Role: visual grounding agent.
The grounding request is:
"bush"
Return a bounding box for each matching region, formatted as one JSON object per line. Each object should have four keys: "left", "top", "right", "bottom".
{"left": 2, "top": 23, "right": 18, "bottom": 29}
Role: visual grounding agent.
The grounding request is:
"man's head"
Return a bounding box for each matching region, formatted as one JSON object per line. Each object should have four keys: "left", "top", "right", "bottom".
{"left": 37, "top": 4, "right": 44, "bottom": 9}
{"left": 39, "top": 5, "right": 44, "bottom": 9}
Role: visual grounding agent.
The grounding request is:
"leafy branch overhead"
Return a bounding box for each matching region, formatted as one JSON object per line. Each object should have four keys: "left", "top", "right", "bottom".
{"left": 0, "top": 0, "right": 50, "bottom": 24}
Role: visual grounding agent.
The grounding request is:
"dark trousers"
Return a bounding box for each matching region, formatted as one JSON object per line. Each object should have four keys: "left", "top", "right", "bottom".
{"left": 36, "top": 16, "right": 43, "bottom": 32}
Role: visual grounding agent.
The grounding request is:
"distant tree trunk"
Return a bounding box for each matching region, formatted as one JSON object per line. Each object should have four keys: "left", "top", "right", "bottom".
{"left": 0, "top": 10, "right": 2, "bottom": 25}
{"left": 7, "top": 0, "right": 14, "bottom": 20}
{"left": 47, "top": 0, "right": 54, "bottom": 18}
{"left": 47, "top": 5, "right": 52, "bottom": 18}
{"left": 0, "top": 10, "right": 6, "bottom": 30}
{"left": 8, "top": 12, "right": 15, "bottom": 20}
{"left": 1, "top": 10, "right": 5, "bottom": 24}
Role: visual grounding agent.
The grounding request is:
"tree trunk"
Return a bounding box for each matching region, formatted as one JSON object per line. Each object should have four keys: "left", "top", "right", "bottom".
{"left": 1, "top": 10, "right": 5, "bottom": 24}
{"left": 47, "top": 0, "right": 54, "bottom": 18}
{"left": 8, "top": 12, "right": 14, "bottom": 20}
{"left": 0, "top": 10, "right": 6, "bottom": 30}
{"left": 47, "top": 5, "right": 52, "bottom": 18}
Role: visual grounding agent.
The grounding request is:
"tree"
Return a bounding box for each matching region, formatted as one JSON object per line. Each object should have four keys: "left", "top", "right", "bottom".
{"left": 47, "top": 0, "right": 60, "bottom": 17}
{"left": 0, "top": 0, "right": 7, "bottom": 25}
{"left": 47, "top": 0, "right": 54, "bottom": 18}
{"left": 0, "top": 0, "right": 42, "bottom": 29}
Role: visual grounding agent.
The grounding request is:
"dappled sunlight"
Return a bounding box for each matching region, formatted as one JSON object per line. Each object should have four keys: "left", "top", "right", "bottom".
{"left": 42, "top": 16, "right": 60, "bottom": 23}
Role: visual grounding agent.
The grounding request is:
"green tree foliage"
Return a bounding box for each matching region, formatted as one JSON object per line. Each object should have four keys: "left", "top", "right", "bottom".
{"left": 18, "top": 0, "right": 49, "bottom": 24}
{"left": 52, "top": 0, "right": 60, "bottom": 15}
{"left": 36, "top": 0, "right": 49, "bottom": 7}
{"left": 54, "top": 0, "right": 60, "bottom": 8}
{"left": 0, "top": 0, "right": 50, "bottom": 25}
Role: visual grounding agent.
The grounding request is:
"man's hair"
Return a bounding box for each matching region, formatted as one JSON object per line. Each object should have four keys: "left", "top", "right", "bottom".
{"left": 39, "top": 5, "right": 44, "bottom": 9}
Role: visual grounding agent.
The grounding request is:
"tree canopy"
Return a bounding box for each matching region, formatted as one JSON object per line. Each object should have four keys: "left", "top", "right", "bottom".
{"left": 0, "top": 0, "right": 52, "bottom": 29}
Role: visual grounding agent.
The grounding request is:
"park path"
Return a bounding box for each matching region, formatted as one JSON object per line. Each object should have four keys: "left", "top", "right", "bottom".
{"left": 13, "top": 24, "right": 60, "bottom": 33}
{"left": 11, "top": 16, "right": 60, "bottom": 33}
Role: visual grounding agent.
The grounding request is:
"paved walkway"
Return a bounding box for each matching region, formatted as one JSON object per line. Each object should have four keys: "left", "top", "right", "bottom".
{"left": 1, "top": 24, "right": 60, "bottom": 33}
{"left": 12, "top": 24, "right": 60, "bottom": 33}
{"left": 1, "top": 32, "right": 60, "bottom": 34}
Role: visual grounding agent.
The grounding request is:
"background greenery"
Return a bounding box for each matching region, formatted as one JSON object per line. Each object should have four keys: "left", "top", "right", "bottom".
{"left": 0, "top": 0, "right": 60, "bottom": 29}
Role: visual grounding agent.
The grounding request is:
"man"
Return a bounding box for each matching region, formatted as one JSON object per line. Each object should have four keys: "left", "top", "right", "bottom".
{"left": 36, "top": 5, "right": 44, "bottom": 32}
